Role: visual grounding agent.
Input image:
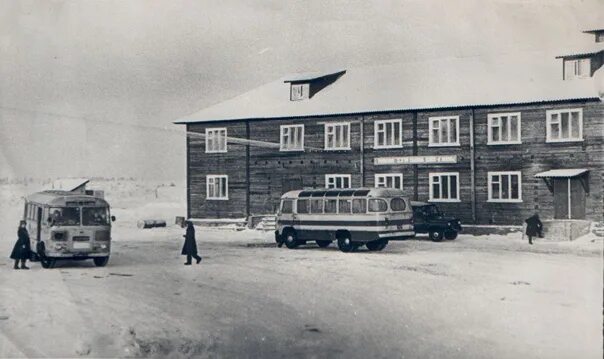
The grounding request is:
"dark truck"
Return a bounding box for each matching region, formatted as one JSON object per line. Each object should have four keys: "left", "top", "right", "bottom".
{"left": 411, "top": 201, "right": 462, "bottom": 241}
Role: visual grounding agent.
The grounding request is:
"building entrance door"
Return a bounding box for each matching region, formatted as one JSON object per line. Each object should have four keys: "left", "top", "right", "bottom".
{"left": 553, "top": 177, "right": 586, "bottom": 219}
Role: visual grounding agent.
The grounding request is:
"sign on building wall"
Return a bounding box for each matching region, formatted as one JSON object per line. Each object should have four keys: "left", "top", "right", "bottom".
{"left": 374, "top": 155, "right": 458, "bottom": 165}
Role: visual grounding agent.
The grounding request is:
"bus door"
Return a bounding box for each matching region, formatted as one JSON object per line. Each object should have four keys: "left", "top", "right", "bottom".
{"left": 36, "top": 207, "right": 42, "bottom": 241}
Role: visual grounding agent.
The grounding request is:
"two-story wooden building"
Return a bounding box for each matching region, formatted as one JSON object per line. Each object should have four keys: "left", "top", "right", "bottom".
{"left": 175, "top": 30, "right": 604, "bottom": 225}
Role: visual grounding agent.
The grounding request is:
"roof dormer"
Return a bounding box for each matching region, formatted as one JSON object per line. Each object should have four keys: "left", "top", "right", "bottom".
{"left": 284, "top": 70, "right": 346, "bottom": 101}
{"left": 556, "top": 28, "right": 604, "bottom": 80}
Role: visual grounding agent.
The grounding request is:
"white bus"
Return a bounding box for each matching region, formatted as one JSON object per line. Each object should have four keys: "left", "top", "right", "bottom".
{"left": 23, "top": 190, "right": 115, "bottom": 268}
{"left": 275, "top": 188, "right": 414, "bottom": 252}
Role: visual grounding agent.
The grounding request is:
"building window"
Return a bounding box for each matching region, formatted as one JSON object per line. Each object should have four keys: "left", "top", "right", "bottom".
{"left": 546, "top": 109, "right": 583, "bottom": 142}
{"left": 206, "top": 175, "right": 228, "bottom": 200}
{"left": 374, "top": 119, "right": 403, "bottom": 149}
{"left": 325, "top": 174, "right": 351, "bottom": 189}
{"left": 280, "top": 124, "right": 304, "bottom": 151}
{"left": 205, "top": 128, "right": 227, "bottom": 153}
{"left": 596, "top": 33, "right": 604, "bottom": 43}
{"left": 290, "top": 83, "right": 309, "bottom": 101}
{"left": 488, "top": 171, "right": 522, "bottom": 202}
{"left": 488, "top": 112, "right": 521, "bottom": 144}
{"left": 375, "top": 173, "right": 403, "bottom": 190}
{"left": 564, "top": 58, "right": 591, "bottom": 79}
{"left": 429, "top": 172, "right": 460, "bottom": 202}
{"left": 324, "top": 122, "right": 351, "bottom": 150}
{"left": 429, "top": 116, "right": 459, "bottom": 146}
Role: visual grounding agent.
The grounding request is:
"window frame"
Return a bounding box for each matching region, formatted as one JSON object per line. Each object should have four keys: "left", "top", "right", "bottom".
{"left": 206, "top": 175, "right": 229, "bottom": 200}
{"left": 205, "top": 127, "right": 227, "bottom": 153}
{"left": 546, "top": 108, "right": 583, "bottom": 143}
{"left": 374, "top": 119, "right": 403, "bottom": 149}
{"left": 428, "top": 116, "right": 460, "bottom": 147}
{"left": 374, "top": 173, "right": 403, "bottom": 190}
{"left": 290, "top": 83, "right": 309, "bottom": 101}
{"left": 428, "top": 172, "right": 460, "bottom": 203}
{"left": 487, "top": 112, "right": 522, "bottom": 145}
{"left": 280, "top": 124, "right": 305, "bottom": 151}
{"left": 564, "top": 58, "right": 591, "bottom": 79}
{"left": 325, "top": 174, "right": 352, "bottom": 189}
{"left": 487, "top": 171, "right": 523, "bottom": 203}
{"left": 324, "top": 122, "right": 352, "bottom": 151}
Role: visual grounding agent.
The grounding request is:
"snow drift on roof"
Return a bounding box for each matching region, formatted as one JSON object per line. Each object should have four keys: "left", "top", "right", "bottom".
{"left": 175, "top": 56, "right": 601, "bottom": 124}
{"left": 534, "top": 169, "right": 589, "bottom": 178}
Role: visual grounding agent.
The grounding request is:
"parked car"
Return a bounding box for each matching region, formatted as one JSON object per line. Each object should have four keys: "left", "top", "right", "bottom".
{"left": 411, "top": 201, "right": 461, "bottom": 241}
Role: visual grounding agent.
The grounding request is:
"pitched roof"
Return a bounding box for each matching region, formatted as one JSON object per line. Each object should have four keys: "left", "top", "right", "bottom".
{"left": 175, "top": 56, "right": 601, "bottom": 124}
{"left": 283, "top": 69, "right": 346, "bottom": 83}
{"left": 555, "top": 43, "right": 604, "bottom": 58}
{"left": 534, "top": 169, "right": 589, "bottom": 178}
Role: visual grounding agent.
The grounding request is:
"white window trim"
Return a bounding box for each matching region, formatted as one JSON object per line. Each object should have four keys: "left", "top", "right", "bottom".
{"left": 206, "top": 175, "right": 229, "bottom": 200}
{"left": 325, "top": 174, "right": 352, "bottom": 189}
{"left": 487, "top": 112, "right": 522, "bottom": 145}
{"left": 280, "top": 124, "right": 305, "bottom": 151}
{"left": 487, "top": 171, "right": 523, "bottom": 203}
{"left": 205, "top": 127, "right": 227, "bottom": 153}
{"left": 374, "top": 173, "right": 404, "bottom": 190}
{"left": 428, "top": 116, "right": 460, "bottom": 147}
{"left": 374, "top": 119, "right": 403, "bottom": 149}
{"left": 428, "top": 172, "right": 461, "bottom": 203}
{"left": 324, "top": 122, "right": 352, "bottom": 151}
{"left": 545, "top": 108, "right": 583, "bottom": 143}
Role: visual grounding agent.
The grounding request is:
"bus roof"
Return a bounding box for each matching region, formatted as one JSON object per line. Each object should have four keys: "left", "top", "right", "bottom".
{"left": 281, "top": 187, "right": 407, "bottom": 199}
{"left": 25, "top": 190, "right": 109, "bottom": 207}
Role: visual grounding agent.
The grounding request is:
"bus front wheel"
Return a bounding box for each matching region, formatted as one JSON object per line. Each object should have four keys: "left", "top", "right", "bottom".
{"left": 283, "top": 230, "right": 299, "bottom": 249}
{"left": 367, "top": 239, "right": 388, "bottom": 251}
{"left": 93, "top": 257, "right": 109, "bottom": 267}
{"left": 430, "top": 230, "right": 444, "bottom": 242}
{"left": 337, "top": 234, "right": 357, "bottom": 253}
{"left": 41, "top": 258, "right": 56, "bottom": 269}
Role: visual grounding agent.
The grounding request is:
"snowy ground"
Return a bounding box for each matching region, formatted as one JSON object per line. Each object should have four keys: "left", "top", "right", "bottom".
{"left": 0, "top": 181, "right": 602, "bottom": 358}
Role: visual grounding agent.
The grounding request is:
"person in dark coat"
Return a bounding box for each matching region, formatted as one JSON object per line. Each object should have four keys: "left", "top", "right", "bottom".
{"left": 10, "top": 220, "right": 31, "bottom": 270}
{"left": 525, "top": 213, "right": 543, "bottom": 245}
{"left": 181, "top": 221, "right": 201, "bottom": 265}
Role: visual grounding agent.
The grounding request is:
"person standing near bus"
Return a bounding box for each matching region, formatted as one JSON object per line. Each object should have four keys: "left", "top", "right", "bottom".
{"left": 10, "top": 220, "right": 31, "bottom": 270}
{"left": 182, "top": 221, "right": 201, "bottom": 265}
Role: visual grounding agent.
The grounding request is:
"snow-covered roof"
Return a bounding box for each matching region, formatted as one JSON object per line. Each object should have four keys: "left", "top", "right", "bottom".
{"left": 283, "top": 69, "right": 346, "bottom": 82}
{"left": 50, "top": 178, "right": 89, "bottom": 192}
{"left": 534, "top": 169, "right": 589, "bottom": 178}
{"left": 583, "top": 29, "right": 604, "bottom": 34}
{"left": 555, "top": 43, "right": 604, "bottom": 58}
{"left": 175, "top": 57, "right": 601, "bottom": 124}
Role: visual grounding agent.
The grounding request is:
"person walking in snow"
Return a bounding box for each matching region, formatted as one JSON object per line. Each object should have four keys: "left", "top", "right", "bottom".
{"left": 10, "top": 220, "right": 31, "bottom": 270}
{"left": 181, "top": 221, "right": 201, "bottom": 265}
{"left": 525, "top": 212, "right": 543, "bottom": 245}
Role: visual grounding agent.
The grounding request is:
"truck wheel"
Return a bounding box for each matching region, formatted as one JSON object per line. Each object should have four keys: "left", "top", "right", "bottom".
{"left": 444, "top": 230, "right": 458, "bottom": 240}
{"left": 316, "top": 240, "right": 331, "bottom": 248}
{"left": 337, "top": 233, "right": 356, "bottom": 253}
{"left": 429, "top": 230, "right": 444, "bottom": 242}
{"left": 283, "top": 230, "right": 299, "bottom": 249}
{"left": 93, "top": 257, "right": 109, "bottom": 267}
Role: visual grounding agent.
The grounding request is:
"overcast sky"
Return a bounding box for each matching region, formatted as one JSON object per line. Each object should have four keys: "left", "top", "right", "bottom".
{"left": 0, "top": 0, "right": 602, "bottom": 179}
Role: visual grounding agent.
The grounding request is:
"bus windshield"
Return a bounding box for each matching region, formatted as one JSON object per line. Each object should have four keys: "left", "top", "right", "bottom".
{"left": 49, "top": 207, "right": 81, "bottom": 226}
{"left": 82, "top": 207, "right": 110, "bottom": 226}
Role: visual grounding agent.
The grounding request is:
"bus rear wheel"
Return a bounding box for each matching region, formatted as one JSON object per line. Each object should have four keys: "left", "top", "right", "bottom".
{"left": 93, "top": 257, "right": 109, "bottom": 267}
{"left": 337, "top": 233, "right": 357, "bottom": 253}
{"left": 316, "top": 240, "right": 331, "bottom": 248}
{"left": 283, "top": 230, "right": 299, "bottom": 249}
{"left": 366, "top": 239, "right": 388, "bottom": 251}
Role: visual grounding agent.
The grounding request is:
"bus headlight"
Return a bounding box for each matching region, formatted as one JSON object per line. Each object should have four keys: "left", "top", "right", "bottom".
{"left": 53, "top": 231, "right": 66, "bottom": 241}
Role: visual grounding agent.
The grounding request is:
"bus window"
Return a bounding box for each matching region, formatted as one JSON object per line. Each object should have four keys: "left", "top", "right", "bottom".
{"left": 83, "top": 207, "right": 110, "bottom": 226}
{"left": 325, "top": 199, "right": 337, "bottom": 213}
{"left": 352, "top": 199, "right": 367, "bottom": 213}
{"left": 297, "top": 199, "right": 309, "bottom": 214}
{"left": 391, "top": 197, "right": 407, "bottom": 211}
{"left": 368, "top": 199, "right": 388, "bottom": 212}
{"left": 49, "top": 207, "right": 81, "bottom": 226}
{"left": 32, "top": 205, "right": 38, "bottom": 220}
{"left": 338, "top": 199, "right": 352, "bottom": 214}
{"left": 281, "top": 200, "right": 294, "bottom": 214}
{"left": 310, "top": 199, "right": 324, "bottom": 214}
